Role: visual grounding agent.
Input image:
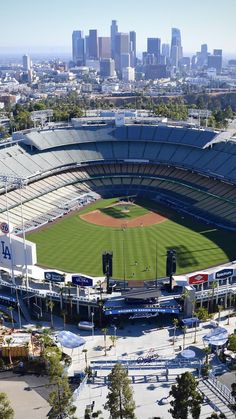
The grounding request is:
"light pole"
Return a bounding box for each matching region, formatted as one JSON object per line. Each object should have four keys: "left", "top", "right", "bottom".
{"left": 155, "top": 239, "right": 158, "bottom": 288}
{"left": 91, "top": 312, "right": 94, "bottom": 339}
{"left": 113, "top": 325, "right": 117, "bottom": 356}
{"left": 123, "top": 239, "right": 126, "bottom": 290}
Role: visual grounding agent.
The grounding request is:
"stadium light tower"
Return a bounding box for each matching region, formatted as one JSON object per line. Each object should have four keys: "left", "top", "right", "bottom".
{"left": 0, "top": 174, "right": 29, "bottom": 324}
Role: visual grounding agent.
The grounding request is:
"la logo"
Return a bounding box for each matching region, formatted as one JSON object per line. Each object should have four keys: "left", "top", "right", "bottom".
{"left": 1, "top": 241, "right": 11, "bottom": 260}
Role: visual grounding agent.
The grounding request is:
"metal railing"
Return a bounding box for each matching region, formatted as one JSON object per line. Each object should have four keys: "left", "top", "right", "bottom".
{"left": 208, "top": 371, "right": 235, "bottom": 405}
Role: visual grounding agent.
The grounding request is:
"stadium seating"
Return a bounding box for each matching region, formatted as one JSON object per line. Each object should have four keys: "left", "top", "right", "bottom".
{"left": 0, "top": 124, "right": 235, "bottom": 231}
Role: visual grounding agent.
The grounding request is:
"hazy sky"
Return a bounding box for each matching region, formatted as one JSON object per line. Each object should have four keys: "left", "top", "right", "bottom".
{"left": 1, "top": 0, "right": 235, "bottom": 56}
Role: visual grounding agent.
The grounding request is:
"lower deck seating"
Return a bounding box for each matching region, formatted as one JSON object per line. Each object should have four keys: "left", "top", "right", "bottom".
{"left": 0, "top": 162, "right": 235, "bottom": 231}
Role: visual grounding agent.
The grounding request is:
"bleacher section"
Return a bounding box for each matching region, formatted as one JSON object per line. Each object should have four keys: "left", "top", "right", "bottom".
{"left": 0, "top": 124, "right": 235, "bottom": 231}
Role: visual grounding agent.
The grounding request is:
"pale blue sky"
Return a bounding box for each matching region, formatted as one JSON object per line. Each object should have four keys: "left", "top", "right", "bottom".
{"left": 1, "top": 0, "right": 235, "bottom": 56}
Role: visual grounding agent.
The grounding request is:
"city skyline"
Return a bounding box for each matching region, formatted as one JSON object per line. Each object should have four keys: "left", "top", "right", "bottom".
{"left": 0, "top": 0, "right": 236, "bottom": 57}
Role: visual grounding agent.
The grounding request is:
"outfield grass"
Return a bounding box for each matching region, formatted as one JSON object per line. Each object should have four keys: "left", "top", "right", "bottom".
{"left": 27, "top": 198, "right": 235, "bottom": 280}
{"left": 100, "top": 203, "right": 148, "bottom": 219}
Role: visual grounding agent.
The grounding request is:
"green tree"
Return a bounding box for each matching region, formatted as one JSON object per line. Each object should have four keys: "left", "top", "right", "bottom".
{"left": 0, "top": 392, "right": 14, "bottom": 419}
{"left": 47, "top": 300, "right": 55, "bottom": 328}
{"left": 102, "top": 327, "right": 108, "bottom": 356}
{"left": 105, "top": 363, "right": 136, "bottom": 419}
{"left": 228, "top": 333, "right": 236, "bottom": 352}
{"left": 169, "top": 372, "right": 203, "bottom": 419}
{"left": 194, "top": 307, "right": 210, "bottom": 322}
{"left": 109, "top": 335, "right": 117, "bottom": 347}
{"left": 45, "top": 347, "right": 76, "bottom": 419}
{"left": 5, "top": 338, "right": 13, "bottom": 365}
{"left": 203, "top": 346, "right": 211, "bottom": 364}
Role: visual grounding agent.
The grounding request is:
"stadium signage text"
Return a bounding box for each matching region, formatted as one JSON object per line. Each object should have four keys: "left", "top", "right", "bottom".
{"left": 44, "top": 272, "right": 65, "bottom": 283}
{"left": 104, "top": 307, "right": 180, "bottom": 315}
{"left": 188, "top": 273, "right": 208, "bottom": 285}
{"left": 0, "top": 222, "right": 9, "bottom": 234}
{"left": 215, "top": 269, "right": 233, "bottom": 279}
{"left": 0, "top": 234, "right": 37, "bottom": 269}
{"left": 72, "top": 275, "right": 93, "bottom": 287}
{"left": 1, "top": 241, "right": 11, "bottom": 259}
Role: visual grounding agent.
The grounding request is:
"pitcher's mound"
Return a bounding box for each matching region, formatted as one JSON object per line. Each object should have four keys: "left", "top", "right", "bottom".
{"left": 80, "top": 210, "right": 167, "bottom": 228}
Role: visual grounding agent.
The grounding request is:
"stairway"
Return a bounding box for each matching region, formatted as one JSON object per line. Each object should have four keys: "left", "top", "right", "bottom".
{"left": 198, "top": 379, "right": 235, "bottom": 419}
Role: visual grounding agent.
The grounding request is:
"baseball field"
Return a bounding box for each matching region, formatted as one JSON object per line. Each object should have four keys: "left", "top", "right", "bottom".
{"left": 27, "top": 198, "right": 235, "bottom": 280}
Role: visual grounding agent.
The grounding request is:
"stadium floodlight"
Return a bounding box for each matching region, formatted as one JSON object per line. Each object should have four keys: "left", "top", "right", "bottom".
{"left": 102, "top": 251, "right": 113, "bottom": 293}
{"left": 0, "top": 174, "right": 30, "bottom": 322}
{"left": 166, "top": 249, "right": 177, "bottom": 289}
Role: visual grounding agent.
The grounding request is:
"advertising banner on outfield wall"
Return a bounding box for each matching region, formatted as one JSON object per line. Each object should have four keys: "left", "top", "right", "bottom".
{"left": 72, "top": 275, "right": 93, "bottom": 287}
{"left": 188, "top": 273, "right": 209, "bottom": 285}
{"left": 0, "top": 232, "right": 37, "bottom": 269}
{"left": 215, "top": 269, "right": 234, "bottom": 280}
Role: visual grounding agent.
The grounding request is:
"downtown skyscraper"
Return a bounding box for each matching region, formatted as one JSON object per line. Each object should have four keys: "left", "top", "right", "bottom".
{"left": 170, "top": 28, "right": 183, "bottom": 69}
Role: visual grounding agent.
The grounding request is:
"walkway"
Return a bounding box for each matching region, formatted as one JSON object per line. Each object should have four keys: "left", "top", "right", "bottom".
{"left": 198, "top": 379, "right": 235, "bottom": 419}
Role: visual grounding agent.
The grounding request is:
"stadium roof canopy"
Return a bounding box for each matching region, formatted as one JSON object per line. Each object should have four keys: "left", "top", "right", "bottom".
{"left": 17, "top": 125, "right": 217, "bottom": 151}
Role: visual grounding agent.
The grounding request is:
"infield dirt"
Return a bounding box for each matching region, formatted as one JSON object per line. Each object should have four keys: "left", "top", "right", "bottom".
{"left": 80, "top": 209, "right": 167, "bottom": 228}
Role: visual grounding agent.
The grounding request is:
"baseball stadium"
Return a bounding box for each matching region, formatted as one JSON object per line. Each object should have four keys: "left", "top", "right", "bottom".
{"left": 0, "top": 115, "right": 235, "bottom": 282}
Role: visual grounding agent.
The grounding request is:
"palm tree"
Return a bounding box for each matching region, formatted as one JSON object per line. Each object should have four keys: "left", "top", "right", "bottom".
{"left": 181, "top": 288, "right": 190, "bottom": 314}
{"left": 182, "top": 326, "right": 187, "bottom": 349}
{"left": 98, "top": 300, "right": 104, "bottom": 328}
{"left": 65, "top": 282, "right": 73, "bottom": 318}
{"left": 109, "top": 335, "right": 117, "bottom": 347}
{"left": 102, "top": 327, "right": 108, "bottom": 356}
{"left": 172, "top": 318, "right": 179, "bottom": 345}
{"left": 59, "top": 286, "right": 66, "bottom": 311}
{"left": 218, "top": 304, "right": 224, "bottom": 323}
{"left": 39, "top": 328, "right": 52, "bottom": 356}
{"left": 47, "top": 300, "right": 55, "bottom": 328}
{"left": 8, "top": 307, "right": 14, "bottom": 329}
{"left": 203, "top": 346, "right": 211, "bottom": 365}
{"left": 82, "top": 348, "right": 88, "bottom": 370}
{"left": 207, "top": 290, "right": 211, "bottom": 313}
{"left": 5, "top": 338, "right": 13, "bottom": 365}
{"left": 228, "top": 294, "right": 235, "bottom": 325}
{"left": 193, "top": 317, "right": 198, "bottom": 344}
{"left": 210, "top": 281, "right": 217, "bottom": 313}
{"left": 61, "top": 309, "right": 67, "bottom": 329}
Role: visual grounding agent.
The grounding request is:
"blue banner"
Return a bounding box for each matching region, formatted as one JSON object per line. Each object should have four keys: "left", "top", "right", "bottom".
{"left": 44, "top": 272, "right": 65, "bottom": 282}
{"left": 104, "top": 307, "right": 179, "bottom": 315}
{"left": 72, "top": 275, "right": 93, "bottom": 287}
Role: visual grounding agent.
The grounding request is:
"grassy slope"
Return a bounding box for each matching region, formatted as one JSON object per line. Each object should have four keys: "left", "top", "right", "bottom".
{"left": 27, "top": 198, "right": 235, "bottom": 280}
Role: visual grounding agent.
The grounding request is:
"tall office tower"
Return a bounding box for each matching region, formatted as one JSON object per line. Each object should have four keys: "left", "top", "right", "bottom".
{"left": 114, "top": 32, "right": 130, "bottom": 73}
{"left": 202, "top": 44, "right": 208, "bottom": 54}
{"left": 196, "top": 43, "right": 208, "bottom": 68}
{"left": 129, "top": 31, "right": 136, "bottom": 67}
{"left": 72, "top": 31, "right": 85, "bottom": 65}
{"left": 170, "top": 28, "right": 183, "bottom": 69}
{"left": 22, "top": 54, "right": 31, "bottom": 71}
{"left": 121, "top": 53, "right": 130, "bottom": 69}
{"left": 100, "top": 58, "right": 115, "bottom": 77}
{"left": 122, "top": 66, "right": 135, "bottom": 82}
{"left": 98, "top": 37, "right": 111, "bottom": 59}
{"left": 111, "top": 20, "right": 118, "bottom": 59}
{"left": 213, "top": 49, "right": 222, "bottom": 56}
{"left": 142, "top": 52, "right": 156, "bottom": 66}
{"left": 208, "top": 50, "right": 222, "bottom": 74}
{"left": 147, "top": 38, "right": 161, "bottom": 63}
{"left": 85, "top": 36, "right": 90, "bottom": 59}
{"left": 88, "top": 29, "right": 99, "bottom": 59}
{"left": 162, "top": 43, "right": 170, "bottom": 58}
